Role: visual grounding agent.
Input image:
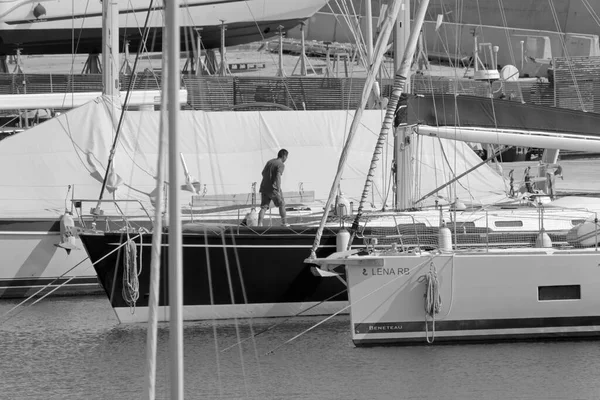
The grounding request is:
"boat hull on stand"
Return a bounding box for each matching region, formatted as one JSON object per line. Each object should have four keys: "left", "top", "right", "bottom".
{"left": 0, "top": 0, "right": 329, "bottom": 54}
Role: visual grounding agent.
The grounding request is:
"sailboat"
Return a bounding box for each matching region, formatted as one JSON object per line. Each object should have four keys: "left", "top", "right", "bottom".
{"left": 294, "top": 0, "right": 600, "bottom": 74}
{"left": 308, "top": 0, "right": 600, "bottom": 346}
{"left": 73, "top": 0, "right": 600, "bottom": 324}
{"left": 0, "top": 0, "right": 330, "bottom": 55}
{"left": 0, "top": 0, "right": 333, "bottom": 300}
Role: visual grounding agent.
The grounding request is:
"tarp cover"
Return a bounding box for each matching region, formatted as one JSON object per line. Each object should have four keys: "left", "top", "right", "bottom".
{"left": 0, "top": 96, "right": 508, "bottom": 218}
{"left": 400, "top": 94, "right": 600, "bottom": 136}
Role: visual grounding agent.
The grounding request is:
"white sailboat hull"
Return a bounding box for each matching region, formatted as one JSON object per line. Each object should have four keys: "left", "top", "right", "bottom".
{"left": 0, "top": 90, "right": 187, "bottom": 111}
{"left": 345, "top": 250, "right": 600, "bottom": 346}
{"left": 0, "top": 204, "right": 593, "bottom": 299}
{"left": 0, "top": 0, "right": 329, "bottom": 54}
{"left": 112, "top": 301, "right": 347, "bottom": 323}
{"left": 0, "top": 225, "right": 96, "bottom": 298}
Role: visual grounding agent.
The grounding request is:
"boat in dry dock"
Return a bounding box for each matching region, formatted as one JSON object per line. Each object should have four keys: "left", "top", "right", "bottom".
{"left": 0, "top": 0, "right": 329, "bottom": 55}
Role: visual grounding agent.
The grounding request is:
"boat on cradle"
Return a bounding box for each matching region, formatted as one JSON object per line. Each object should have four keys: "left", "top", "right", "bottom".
{"left": 297, "top": 0, "right": 600, "bottom": 74}
{"left": 0, "top": 0, "right": 330, "bottom": 55}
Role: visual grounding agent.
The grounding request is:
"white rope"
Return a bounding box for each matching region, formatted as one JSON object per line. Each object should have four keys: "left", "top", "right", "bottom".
{"left": 1, "top": 234, "right": 141, "bottom": 325}
{"left": 418, "top": 261, "right": 442, "bottom": 344}
{"left": 122, "top": 233, "right": 140, "bottom": 312}
{"left": 265, "top": 253, "right": 440, "bottom": 355}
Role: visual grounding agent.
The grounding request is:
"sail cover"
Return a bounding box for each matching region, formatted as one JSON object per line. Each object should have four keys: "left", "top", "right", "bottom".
{"left": 0, "top": 96, "right": 394, "bottom": 218}
{"left": 0, "top": 95, "right": 509, "bottom": 219}
{"left": 399, "top": 94, "right": 600, "bottom": 135}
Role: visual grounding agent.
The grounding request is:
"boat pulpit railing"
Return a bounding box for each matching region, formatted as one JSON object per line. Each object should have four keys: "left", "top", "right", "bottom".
{"left": 71, "top": 198, "right": 154, "bottom": 233}
{"left": 471, "top": 208, "right": 600, "bottom": 251}
{"left": 357, "top": 208, "right": 600, "bottom": 253}
{"left": 359, "top": 214, "right": 427, "bottom": 253}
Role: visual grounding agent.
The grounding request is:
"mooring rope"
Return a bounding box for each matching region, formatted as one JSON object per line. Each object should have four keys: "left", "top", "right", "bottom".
{"left": 418, "top": 261, "right": 442, "bottom": 344}
{"left": 265, "top": 255, "right": 439, "bottom": 355}
{"left": 1, "top": 234, "right": 141, "bottom": 325}
{"left": 122, "top": 233, "right": 141, "bottom": 312}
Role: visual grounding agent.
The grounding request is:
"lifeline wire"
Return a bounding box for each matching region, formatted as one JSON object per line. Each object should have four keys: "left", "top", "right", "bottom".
{"left": 265, "top": 254, "right": 440, "bottom": 355}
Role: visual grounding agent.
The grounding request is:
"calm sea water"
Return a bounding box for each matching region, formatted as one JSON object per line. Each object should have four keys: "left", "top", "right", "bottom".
{"left": 1, "top": 295, "right": 600, "bottom": 400}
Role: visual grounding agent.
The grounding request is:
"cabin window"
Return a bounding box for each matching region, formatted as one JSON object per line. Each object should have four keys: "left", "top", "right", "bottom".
{"left": 494, "top": 220, "right": 524, "bottom": 228}
{"left": 571, "top": 219, "right": 586, "bottom": 226}
{"left": 538, "top": 285, "right": 581, "bottom": 301}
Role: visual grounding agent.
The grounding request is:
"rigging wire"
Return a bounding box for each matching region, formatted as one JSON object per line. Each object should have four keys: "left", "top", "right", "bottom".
{"left": 580, "top": 0, "right": 600, "bottom": 28}
{"left": 228, "top": 230, "right": 265, "bottom": 382}
{"left": 219, "top": 230, "right": 251, "bottom": 399}
{"left": 202, "top": 229, "right": 225, "bottom": 398}
{"left": 94, "top": 0, "right": 159, "bottom": 209}
{"left": 220, "top": 287, "right": 348, "bottom": 353}
{"left": 65, "top": 0, "right": 93, "bottom": 107}
{"left": 548, "top": 0, "right": 585, "bottom": 110}
{"left": 0, "top": 235, "right": 140, "bottom": 325}
{"left": 265, "top": 254, "right": 437, "bottom": 355}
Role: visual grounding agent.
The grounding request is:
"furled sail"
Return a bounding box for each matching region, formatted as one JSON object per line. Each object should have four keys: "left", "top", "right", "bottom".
{"left": 399, "top": 94, "right": 600, "bottom": 136}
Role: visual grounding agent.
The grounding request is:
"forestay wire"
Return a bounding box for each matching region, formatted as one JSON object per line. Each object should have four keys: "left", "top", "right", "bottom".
{"left": 308, "top": 0, "right": 405, "bottom": 259}
{"left": 348, "top": 0, "right": 432, "bottom": 246}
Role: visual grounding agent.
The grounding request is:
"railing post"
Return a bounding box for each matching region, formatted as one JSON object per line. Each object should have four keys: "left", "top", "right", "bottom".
{"left": 486, "top": 211, "right": 489, "bottom": 252}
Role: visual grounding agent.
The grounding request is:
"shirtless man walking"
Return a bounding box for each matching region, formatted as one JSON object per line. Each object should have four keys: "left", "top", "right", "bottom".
{"left": 258, "top": 149, "right": 289, "bottom": 227}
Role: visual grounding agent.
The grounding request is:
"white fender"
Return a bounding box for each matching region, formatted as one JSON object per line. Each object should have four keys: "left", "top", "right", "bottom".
{"left": 335, "top": 193, "right": 351, "bottom": 216}
{"left": 438, "top": 226, "right": 452, "bottom": 252}
{"left": 55, "top": 213, "right": 80, "bottom": 253}
{"left": 336, "top": 228, "right": 351, "bottom": 252}
{"left": 567, "top": 219, "right": 600, "bottom": 247}
{"left": 243, "top": 208, "right": 258, "bottom": 227}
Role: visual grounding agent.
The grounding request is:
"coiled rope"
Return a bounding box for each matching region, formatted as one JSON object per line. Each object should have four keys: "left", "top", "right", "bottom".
{"left": 418, "top": 261, "right": 442, "bottom": 343}
{"left": 122, "top": 233, "right": 141, "bottom": 312}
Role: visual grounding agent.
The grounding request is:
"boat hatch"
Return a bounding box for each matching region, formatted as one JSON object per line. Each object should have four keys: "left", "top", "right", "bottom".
{"left": 494, "top": 220, "right": 524, "bottom": 228}
{"left": 538, "top": 285, "right": 581, "bottom": 301}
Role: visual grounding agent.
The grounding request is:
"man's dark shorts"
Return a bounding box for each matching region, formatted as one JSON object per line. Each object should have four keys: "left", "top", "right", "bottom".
{"left": 260, "top": 192, "right": 284, "bottom": 209}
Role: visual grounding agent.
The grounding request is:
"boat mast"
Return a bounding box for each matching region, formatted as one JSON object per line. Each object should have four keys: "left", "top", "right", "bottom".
{"left": 165, "top": 0, "right": 184, "bottom": 398}
{"left": 393, "top": 0, "right": 410, "bottom": 86}
{"left": 364, "top": 0, "right": 379, "bottom": 105}
{"left": 348, "top": 0, "right": 430, "bottom": 235}
{"left": 308, "top": 0, "right": 405, "bottom": 259}
{"left": 92, "top": 0, "right": 120, "bottom": 215}
{"left": 102, "top": 0, "right": 119, "bottom": 98}
{"left": 394, "top": 0, "right": 413, "bottom": 210}
{"left": 144, "top": 22, "right": 169, "bottom": 400}
{"left": 365, "top": 0, "right": 374, "bottom": 65}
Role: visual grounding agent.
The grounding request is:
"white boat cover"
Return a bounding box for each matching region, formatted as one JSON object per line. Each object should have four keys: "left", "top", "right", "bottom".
{"left": 0, "top": 96, "right": 508, "bottom": 218}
